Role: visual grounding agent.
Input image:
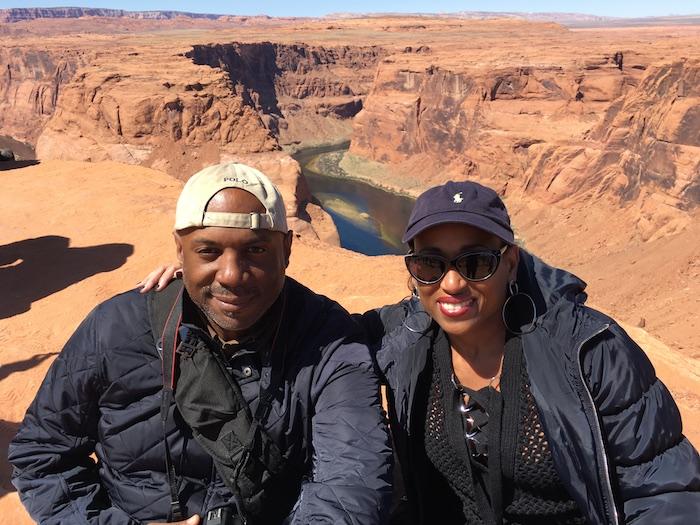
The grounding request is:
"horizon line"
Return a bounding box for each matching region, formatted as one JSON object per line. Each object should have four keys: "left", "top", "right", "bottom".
{"left": 2, "top": 6, "right": 700, "bottom": 20}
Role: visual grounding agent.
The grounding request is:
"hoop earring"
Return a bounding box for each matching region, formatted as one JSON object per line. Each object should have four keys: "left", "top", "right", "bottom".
{"left": 402, "top": 310, "right": 433, "bottom": 333}
{"left": 501, "top": 280, "right": 537, "bottom": 335}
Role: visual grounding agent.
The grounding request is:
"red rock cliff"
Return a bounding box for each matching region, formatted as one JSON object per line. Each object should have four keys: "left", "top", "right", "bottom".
{"left": 34, "top": 44, "right": 278, "bottom": 174}
{"left": 186, "top": 42, "right": 384, "bottom": 145}
{"left": 349, "top": 51, "right": 699, "bottom": 230}
{"left": 32, "top": 41, "right": 383, "bottom": 175}
{"left": 0, "top": 47, "right": 86, "bottom": 143}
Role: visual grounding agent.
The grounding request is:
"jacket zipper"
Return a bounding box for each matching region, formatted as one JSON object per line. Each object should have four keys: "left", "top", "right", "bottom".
{"left": 575, "top": 323, "right": 619, "bottom": 525}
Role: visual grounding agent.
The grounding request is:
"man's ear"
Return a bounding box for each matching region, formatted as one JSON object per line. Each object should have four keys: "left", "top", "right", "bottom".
{"left": 173, "top": 231, "right": 185, "bottom": 265}
{"left": 283, "top": 230, "right": 293, "bottom": 268}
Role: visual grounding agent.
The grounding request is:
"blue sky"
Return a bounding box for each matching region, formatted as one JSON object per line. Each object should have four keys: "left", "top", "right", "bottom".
{"left": 3, "top": 1, "right": 699, "bottom": 18}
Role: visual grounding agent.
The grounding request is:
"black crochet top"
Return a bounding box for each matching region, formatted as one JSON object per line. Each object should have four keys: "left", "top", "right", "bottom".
{"left": 421, "top": 331, "right": 586, "bottom": 524}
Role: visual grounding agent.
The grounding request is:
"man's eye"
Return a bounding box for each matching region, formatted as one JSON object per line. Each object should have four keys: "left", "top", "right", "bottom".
{"left": 248, "top": 246, "right": 266, "bottom": 254}
{"left": 197, "top": 248, "right": 219, "bottom": 256}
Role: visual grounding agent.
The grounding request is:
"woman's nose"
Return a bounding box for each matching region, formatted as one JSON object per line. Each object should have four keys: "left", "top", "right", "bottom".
{"left": 440, "top": 266, "right": 468, "bottom": 294}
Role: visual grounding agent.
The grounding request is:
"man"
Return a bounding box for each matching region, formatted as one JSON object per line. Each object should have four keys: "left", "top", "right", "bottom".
{"left": 10, "top": 163, "right": 392, "bottom": 524}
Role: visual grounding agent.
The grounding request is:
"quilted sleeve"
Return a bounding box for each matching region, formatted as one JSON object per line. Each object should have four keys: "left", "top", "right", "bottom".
{"left": 288, "top": 339, "right": 393, "bottom": 524}
{"left": 586, "top": 323, "right": 700, "bottom": 523}
{"left": 8, "top": 305, "right": 138, "bottom": 525}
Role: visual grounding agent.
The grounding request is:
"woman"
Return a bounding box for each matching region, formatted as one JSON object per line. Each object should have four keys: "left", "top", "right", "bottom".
{"left": 142, "top": 180, "right": 700, "bottom": 524}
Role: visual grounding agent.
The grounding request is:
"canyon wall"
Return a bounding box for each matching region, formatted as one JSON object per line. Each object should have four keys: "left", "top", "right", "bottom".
{"left": 348, "top": 51, "right": 634, "bottom": 187}
{"left": 0, "top": 47, "right": 87, "bottom": 144}
{"left": 348, "top": 51, "right": 699, "bottom": 238}
{"left": 186, "top": 42, "right": 384, "bottom": 145}
{"left": 2, "top": 16, "right": 698, "bottom": 243}
{"left": 34, "top": 47, "right": 278, "bottom": 176}
{"left": 524, "top": 60, "right": 700, "bottom": 239}
{"left": 26, "top": 41, "right": 383, "bottom": 176}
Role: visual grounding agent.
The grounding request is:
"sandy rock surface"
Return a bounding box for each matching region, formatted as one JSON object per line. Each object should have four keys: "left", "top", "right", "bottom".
{"left": 1, "top": 160, "right": 698, "bottom": 523}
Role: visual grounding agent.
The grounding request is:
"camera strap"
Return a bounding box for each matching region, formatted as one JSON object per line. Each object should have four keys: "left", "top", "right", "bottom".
{"left": 148, "top": 280, "right": 185, "bottom": 522}
{"left": 150, "top": 280, "right": 296, "bottom": 523}
{"left": 174, "top": 290, "right": 292, "bottom": 523}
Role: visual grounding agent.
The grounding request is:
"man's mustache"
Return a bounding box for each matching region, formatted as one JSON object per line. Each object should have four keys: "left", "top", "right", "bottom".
{"left": 205, "top": 284, "right": 252, "bottom": 298}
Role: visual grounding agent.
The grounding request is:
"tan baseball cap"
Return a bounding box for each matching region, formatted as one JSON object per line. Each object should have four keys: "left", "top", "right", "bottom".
{"left": 174, "top": 163, "right": 289, "bottom": 233}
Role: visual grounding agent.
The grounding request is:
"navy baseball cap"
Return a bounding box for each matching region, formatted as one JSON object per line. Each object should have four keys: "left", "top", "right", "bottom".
{"left": 402, "top": 181, "right": 515, "bottom": 245}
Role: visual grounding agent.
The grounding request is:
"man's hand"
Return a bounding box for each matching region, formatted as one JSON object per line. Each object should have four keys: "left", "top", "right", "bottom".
{"left": 147, "top": 515, "right": 200, "bottom": 525}
{"left": 137, "top": 263, "right": 182, "bottom": 293}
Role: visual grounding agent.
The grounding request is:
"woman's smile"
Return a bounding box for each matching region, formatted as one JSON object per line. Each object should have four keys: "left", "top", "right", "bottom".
{"left": 437, "top": 295, "right": 476, "bottom": 317}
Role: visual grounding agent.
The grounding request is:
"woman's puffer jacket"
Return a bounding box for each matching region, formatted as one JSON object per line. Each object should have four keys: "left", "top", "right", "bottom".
{"left": 363, "top": 251, "right": 700, "bottom": 524}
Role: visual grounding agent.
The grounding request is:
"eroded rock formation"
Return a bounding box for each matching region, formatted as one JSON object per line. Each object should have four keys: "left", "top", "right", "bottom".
{"left": 34, "top": 46, "right": 278, "bottom": 174}
{"left": 2, "top": 16, "right": 699, "bottom": 240}
{"left": 522, "top": 60, "right": 700, "bottom": 239}
{"left": 185, "top": 42, "right": 384, "bottom": 144}
{"left": 0, "top": 48, "right": 86, "bottom": 143}
{"left": 348, "top": 49, "right": 699, "bottom": 239}
{"left": 349, "top": 55, "right": 635, "bottom": 185}
{"left": 27, "top": 41, "right": 383, "bottom": 176}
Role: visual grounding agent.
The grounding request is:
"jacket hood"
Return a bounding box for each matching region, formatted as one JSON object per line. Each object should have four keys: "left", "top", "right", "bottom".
{"left": 516, "top": 250, "right": 587, "bottom": 320}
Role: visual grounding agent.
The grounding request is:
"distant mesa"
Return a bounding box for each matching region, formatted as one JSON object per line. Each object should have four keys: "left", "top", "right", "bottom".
{"left": 324, "top": 11, "right": 700, "bottom": 28}
{"left": 0, "top": 7, "right": 225, "bottom": 23}
{"left": 3, "top": 7, "right": 700, "bottom": 28}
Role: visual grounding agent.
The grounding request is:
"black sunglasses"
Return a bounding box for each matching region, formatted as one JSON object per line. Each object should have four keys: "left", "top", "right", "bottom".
{"left": 405, "top": 245, "right": 509, "bottom": 285}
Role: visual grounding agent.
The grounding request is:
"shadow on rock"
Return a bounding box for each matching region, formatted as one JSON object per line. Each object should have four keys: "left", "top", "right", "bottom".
{"left": 0, "top": 235, "right": 134, "bottom": 319}
{"left": 0, "top": 420, "right": 20, "bottom": 496}
{"left": 0, "top": 352, "right": 59, "bottom": 383}
{"left": 0, "top": 160, "right": 40, "bottom": 171}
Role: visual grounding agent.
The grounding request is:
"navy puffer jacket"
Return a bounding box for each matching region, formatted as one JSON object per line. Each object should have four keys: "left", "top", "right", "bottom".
{"left": 9, "top": 277, "right": 392, "bottom": 524}
{"left": 366, "top": 251, "right": 700, "bottom": 524}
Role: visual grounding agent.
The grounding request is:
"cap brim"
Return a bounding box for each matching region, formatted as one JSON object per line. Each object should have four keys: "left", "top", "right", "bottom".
{"left": 402, "top": 211, "right": 515, "bottom": 245}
